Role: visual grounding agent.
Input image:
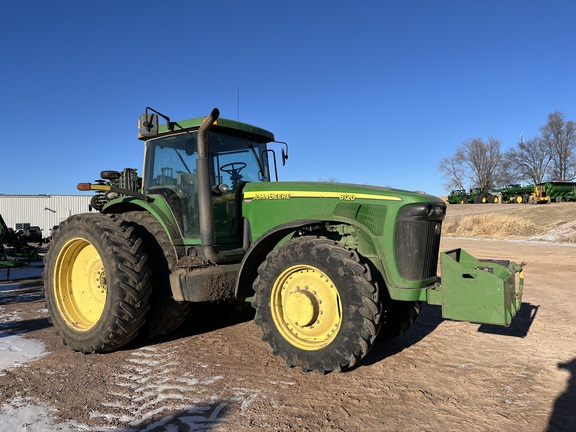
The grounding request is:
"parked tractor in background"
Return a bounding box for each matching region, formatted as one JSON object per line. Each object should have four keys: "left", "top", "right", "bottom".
{"left": 494, "top": 183, "right": 576, "bottom": 204}
{"left": 447, "top": 189, "right": 467, "bottom": 204}
{"left": 43, "top": 107, "right": 525, "bottom": 373}
{"left": 528, "top": 184, "right": 550, "bottom": 204}
{"left": 448, "top": 182, "right": 576, "bottom": 206}
{"left": 469, "top": 188, "right": 498, "bottom": 204}
{"left": 491, "top": 184, "right": 533, "bottom": 204}
{"left": 447, "top": 188, "right": 497, "bottom": 204}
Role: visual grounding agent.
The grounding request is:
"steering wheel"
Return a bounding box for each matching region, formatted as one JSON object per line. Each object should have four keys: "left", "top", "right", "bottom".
{"left": 220, "top": 162, "right": 247, "bottom": 175}
{"left": 220, "top": 162, "right": 247, "bottom": 189}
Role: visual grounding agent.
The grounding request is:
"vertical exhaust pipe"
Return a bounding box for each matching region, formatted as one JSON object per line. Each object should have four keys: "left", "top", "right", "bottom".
{"left": 195, "top": 108, "right": 242, "bottom": 263}
{"left": 196, "top": 108, "right": 219, "bottom": 250}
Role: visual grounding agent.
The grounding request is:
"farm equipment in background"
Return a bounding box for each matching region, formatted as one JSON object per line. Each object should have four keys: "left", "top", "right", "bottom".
{"left": 528, "top": 184, "right": 550, "bottom": 204}
{"left": 492, "top": 182, "right": 576, "bottom": 204}
{"left": 0, "top": 213, "right": 42, "bottom": 264}
{"left": 447, "top": 188, "right": 497, "bottom": 204}
{"left": 15, "top": 226, "right": 43, "bottom": 245}
{"left": 448, "top": 182, "right": 576, "bottom": 205}
{"left": 491, "top": 184, "right": 534, "bottom": 204}
{"left": 469, "top": 188, "right": 498, "bottom": 203}
{"left": 43, "top": 107, "right": 525, "bottom": 373}
{"left": 543, "top": 182, "right": 576, "bottom": 202}
{"left": 447, "top": 189, "right": 467, "bottom": 204}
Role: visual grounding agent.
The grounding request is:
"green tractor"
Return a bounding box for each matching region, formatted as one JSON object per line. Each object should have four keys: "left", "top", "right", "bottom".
{"left": 447, "top": 189, "right": 467, "bottom": 204}
{"left": 447, "top": 188, "right": 496, "bottom": 204}
{"left": 494, "top": 184, "right": 533, "bottom": 204}
{"left": 43, "top": 108, "right": 525, "bottom": 373}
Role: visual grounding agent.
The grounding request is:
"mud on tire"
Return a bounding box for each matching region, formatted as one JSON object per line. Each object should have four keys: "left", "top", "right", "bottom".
{"left": 120, "top": 211, "right": 191, "bottom": 340}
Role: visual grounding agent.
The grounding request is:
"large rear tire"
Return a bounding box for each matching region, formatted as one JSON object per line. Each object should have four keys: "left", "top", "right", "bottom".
{"left": 43, "top": 213, "right": 152, "bottom": 352}
{"left": 252, "top": 237, "right": 381, "bottom": 373}
{"left": 120, "top": 211, "right": 191, "bottom": 340}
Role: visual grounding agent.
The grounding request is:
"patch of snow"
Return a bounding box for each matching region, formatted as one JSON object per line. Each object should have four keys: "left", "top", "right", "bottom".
{"left": 0, "top": 305, "right": 47, "bottom": 374}
{"left": 0, "top": 397, "right": 85, "bottom": 432}
{"left": 0, "top": 335, "right": 47, "bottom": 372}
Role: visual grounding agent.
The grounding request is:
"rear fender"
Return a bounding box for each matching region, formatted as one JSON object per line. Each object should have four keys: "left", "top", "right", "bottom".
{"left": 103, "top": 198, "right": 182, "bottom": 245}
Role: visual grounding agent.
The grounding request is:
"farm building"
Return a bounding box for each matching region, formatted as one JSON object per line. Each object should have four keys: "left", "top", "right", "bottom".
{"left": 0, "top": 195, "right": 92, "bottom": 240}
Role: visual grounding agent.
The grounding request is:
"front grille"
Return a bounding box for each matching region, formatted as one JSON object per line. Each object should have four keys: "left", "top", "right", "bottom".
{"left": 395, "top": 203, "right": 444, "bottom": 281}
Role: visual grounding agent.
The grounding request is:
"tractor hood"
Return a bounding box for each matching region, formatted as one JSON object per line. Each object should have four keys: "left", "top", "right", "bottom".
{"left": 242, "top": 181, "right": 445, "bottom": 244}
{"left": 242, "top": 181, "right": 443, "bottom": 205}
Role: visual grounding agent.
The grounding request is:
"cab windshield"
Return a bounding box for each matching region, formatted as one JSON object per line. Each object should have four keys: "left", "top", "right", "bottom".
{"left": 143, "top": 130, "right": 270, "bottom": 239}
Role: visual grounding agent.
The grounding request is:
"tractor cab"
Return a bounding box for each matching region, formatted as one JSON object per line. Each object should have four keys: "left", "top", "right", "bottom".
{"left": 139, "top": 109, "right": 280, "bottom": 247}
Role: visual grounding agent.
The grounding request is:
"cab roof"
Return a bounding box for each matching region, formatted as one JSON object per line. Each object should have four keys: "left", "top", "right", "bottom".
{"left": 157, "top": 116, "right": 275, "bottom": 143}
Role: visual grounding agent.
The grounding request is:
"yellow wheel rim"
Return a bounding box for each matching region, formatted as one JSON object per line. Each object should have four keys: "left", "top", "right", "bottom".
{"left": 271, "top": 264, "right": 342, "bottom": 351}
{"left": 53, "top": 238, "right": 107, "bottom": 331}
{"left": 516, "top": 196, "right": 523, "bottom": 203}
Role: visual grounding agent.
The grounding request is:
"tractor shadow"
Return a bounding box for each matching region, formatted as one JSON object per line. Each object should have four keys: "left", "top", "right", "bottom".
{"left": 0, "top": 276, "right": 51, "bottom": 337}
{"left": 360, "top": 303, "right": 444, "bottom": 367}
{"left": 125, "top": 301, "right": 256, "bottom": 350}
{"left": 0, "top": 317, "right": 51, "bottom": 338}
{"left": 361, "top": 301, "right": 537, "bottom": 368}
{"left": 0, "top": 280, "right": 45, "bottom": 305}
{"left": 180, "top": 301, "right": 256, "bottom": 335}
{"left": 109, "top": 398, "right": 232, "bottom": 431}
{"left": 477, "top": 302, "right": 539, "bottom": 338}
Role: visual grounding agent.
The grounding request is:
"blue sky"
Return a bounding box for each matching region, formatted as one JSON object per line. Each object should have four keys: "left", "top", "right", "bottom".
{"left": 1, "top": 1, "right": 575, "bottom": 197}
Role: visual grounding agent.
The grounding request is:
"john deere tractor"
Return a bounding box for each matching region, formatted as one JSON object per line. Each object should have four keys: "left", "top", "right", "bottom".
{"left": 43, "top": 107, "right": 525, "bottom": 373}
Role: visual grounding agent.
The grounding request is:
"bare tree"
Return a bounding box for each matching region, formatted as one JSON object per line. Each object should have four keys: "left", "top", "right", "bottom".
{"left": 456, "top": 137, "right": 502, "bottom": 190}
{"left": 439, "top": 137, "right": 502, "bottom": 192}
{"left": 438, "top": 154, "right": 466, "bottom": 191}
{"left": 494, "top": 155, "right": 519, "bottom": 187}
{"left": 503, "top": 136, "right": 552, "bottom": 185}
{"left": 540, "top": 111, "right": 576, "bottom": 181}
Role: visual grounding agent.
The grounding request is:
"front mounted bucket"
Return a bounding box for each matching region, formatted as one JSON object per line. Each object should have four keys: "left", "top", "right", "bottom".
{"left": 427, "top": 248, "right": 525, "bottom": 326}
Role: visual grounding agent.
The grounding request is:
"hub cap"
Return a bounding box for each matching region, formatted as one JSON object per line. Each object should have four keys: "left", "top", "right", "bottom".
{"left": 53, "top": 238, "right": 107, "bottom": 331}
{"left": 271, "top": 264, "right": 342, "bottom": 350}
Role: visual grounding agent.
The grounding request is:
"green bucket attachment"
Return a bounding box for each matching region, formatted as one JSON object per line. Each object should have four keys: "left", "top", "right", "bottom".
{"left": 427, "top": 248, "right": 525, "bottom": 326}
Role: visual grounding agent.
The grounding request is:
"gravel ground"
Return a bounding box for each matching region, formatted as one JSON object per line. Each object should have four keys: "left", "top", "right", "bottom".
{"left": 0, "top": 203, "right": 574, "bottom": 431}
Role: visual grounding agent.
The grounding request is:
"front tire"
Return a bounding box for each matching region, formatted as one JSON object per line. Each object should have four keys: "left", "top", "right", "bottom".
{"left": 43, "top": 213, "right": 153, "bottom": 352}
{"left": 252, "top": 237, "right": 381, "bottom": 373}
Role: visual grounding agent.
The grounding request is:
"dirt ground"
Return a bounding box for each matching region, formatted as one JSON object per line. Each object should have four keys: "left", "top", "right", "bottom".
{"left": 1, "top": 203, "right": 575, "bottom": 431}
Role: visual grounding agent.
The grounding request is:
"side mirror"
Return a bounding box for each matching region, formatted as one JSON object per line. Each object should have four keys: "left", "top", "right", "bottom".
{"left": 139, "top": 113, "right": 159, "bottom": 137}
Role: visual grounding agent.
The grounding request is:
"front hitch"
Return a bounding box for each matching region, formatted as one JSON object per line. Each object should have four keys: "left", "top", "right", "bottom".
{"left": 427, "top": 248, "right": 526, "bottom": 326}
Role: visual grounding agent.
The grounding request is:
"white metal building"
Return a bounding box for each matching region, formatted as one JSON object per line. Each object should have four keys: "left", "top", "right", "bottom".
{"left": 0, "top": 195, "right": 93, "bottom": 239}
